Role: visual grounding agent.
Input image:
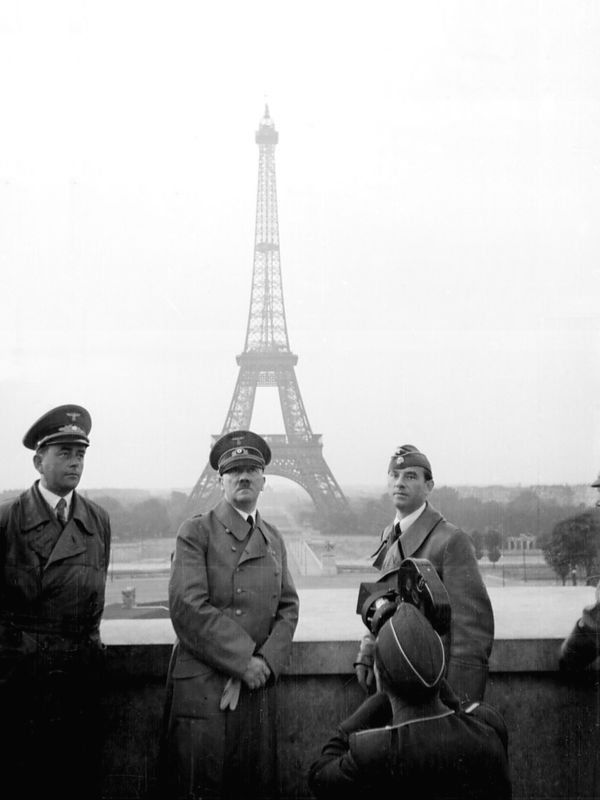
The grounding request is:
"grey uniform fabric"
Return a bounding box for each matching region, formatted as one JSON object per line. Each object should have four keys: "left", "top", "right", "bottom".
{"left": 308, "top": 693, "right": 511, "bottom": 800}
{"left": 165, "top": 499, "right": 299, "bottom": 800}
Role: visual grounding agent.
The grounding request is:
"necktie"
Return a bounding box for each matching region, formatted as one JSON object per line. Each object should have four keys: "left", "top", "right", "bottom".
{"left": 391, "top": 522, "right": 404, "bottom": 559}
{"left": 247, "top": 514, "right": 254, "bottom": 531}
{"left": 56, "top": 498, "right": 68, "bottom": 528}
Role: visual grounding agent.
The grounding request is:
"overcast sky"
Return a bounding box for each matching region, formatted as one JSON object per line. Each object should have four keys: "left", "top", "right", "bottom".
{"left": 1, "top": 1, "right": 599, "bottom": 493}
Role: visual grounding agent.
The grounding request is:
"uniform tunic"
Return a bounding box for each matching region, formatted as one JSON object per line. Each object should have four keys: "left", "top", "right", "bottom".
{"left": 165, "top": 499, "right": 299, "bottom": 800}
{"left": 309, "top": 694, "right": 511, "bottom": 800}
{"left": 0, "top": 482, "right": 111, "bottom": 800}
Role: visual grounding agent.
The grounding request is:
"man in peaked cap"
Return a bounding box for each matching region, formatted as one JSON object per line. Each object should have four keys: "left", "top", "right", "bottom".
{"left": 165, "top": 429, "right": 299, "bottom": 800}
{"left": 354, "top": 444, "right": 494, "bottom": 706}
{"left": 0, "top": 404, "right": 111, "bottom": 800}
{"left": 309, "top": 604, "right": 510, "bottom": 800}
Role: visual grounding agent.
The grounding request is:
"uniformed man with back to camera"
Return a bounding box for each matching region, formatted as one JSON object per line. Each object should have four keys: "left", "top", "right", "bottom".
{"left": 309, "top": 602, "right": 511, "bottom": 800}
{"left": 164, "top": 430, "right": 299, "bottom": 800}
{"left": 0, "top": 404, "right": 111, "bottom": 800}
{"left": 354, "top": 444, "right": 494, "bottom": 705}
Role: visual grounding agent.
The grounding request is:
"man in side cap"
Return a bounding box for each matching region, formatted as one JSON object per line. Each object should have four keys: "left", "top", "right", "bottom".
{"left": 0, "top": 404, "right": 111, "bottom": 800}
{"left": 309, "top": 604, "right": 511, "bottom": 800}
{"left": 165, "top": 430, "right": 299, "bottom": 800}
{"left": 354, "top": 444, "right": 494, "bottom": 705}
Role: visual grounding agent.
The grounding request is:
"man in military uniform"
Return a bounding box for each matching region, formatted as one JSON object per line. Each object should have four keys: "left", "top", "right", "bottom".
{"left": 165, "top": 430, "right": 299, "bottom": 800}
{"left": 309, "top": 603, "right": 511, "bottom": 800}
{"left": 354, "top": 444, "right": 494, "bottom": 704}
{"left": 0, "top": 404, "right": 111, "bottom": 800}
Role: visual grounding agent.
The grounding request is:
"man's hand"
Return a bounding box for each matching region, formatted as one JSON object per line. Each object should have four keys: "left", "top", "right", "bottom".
{"left": 354, "top": 663, "right": 375, "bottom": 693}
{"left": 241, "top": 655, "right": 271, "bottom": 690}
{"left": 354, "top": 632, "right": 376, "bottom": 693}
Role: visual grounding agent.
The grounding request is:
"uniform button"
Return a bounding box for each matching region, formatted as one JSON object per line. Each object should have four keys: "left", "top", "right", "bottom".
{"left": 235, "top": 609, "right": 242, "bottom": 616}
{"left": 231, "top": 546, "right": 237, "bottom": 551}
{"left": 237, "top": 588, "right": 243, "bottom": 594}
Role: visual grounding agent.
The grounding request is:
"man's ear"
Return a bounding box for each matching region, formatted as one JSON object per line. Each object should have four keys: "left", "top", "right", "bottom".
{"left": 260, "top": 474, "right": 266, "bottom": 492}
{"left": 33, "top": 453, "right": 42, "bottom": 474}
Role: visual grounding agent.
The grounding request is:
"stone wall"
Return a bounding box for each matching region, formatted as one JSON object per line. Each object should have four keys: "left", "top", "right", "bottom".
{"left": 99, "top": 635, "right": 600, "bottom": 799}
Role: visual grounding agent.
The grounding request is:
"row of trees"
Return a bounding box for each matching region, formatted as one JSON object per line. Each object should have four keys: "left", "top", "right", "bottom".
{"left": 324, "top": 486, "right": 590, "bottom": 545}
{"left": 4, "top": 485, "right": 599, "bottom": 582}
{"left": 86, "top": 491, "right": 189, "bottom": 540}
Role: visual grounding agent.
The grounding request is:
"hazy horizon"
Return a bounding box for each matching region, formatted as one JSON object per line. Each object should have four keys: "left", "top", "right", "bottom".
{"left": 2, "top": 2, "right": 598, "bottom": 491}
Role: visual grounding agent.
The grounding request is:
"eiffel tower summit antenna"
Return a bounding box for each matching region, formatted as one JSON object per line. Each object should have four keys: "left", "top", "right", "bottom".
{"left": 187, "top": 107, "right": 351, "bottom": 519}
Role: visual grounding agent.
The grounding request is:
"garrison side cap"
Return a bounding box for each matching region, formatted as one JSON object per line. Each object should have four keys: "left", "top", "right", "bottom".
{"left": 375, "top": 603, "right": 445, "bottom": 692}
{"left": 23, "top": 404, "right": 92, "bottom": 451}
{"left": 210, "top": 430, "right": 271, "bottom": 474}
{"left": 388, "top": 444, "right": 432, "bottom": 476}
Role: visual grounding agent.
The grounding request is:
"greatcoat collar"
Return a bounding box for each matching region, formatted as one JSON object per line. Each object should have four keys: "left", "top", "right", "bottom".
{"left": 214, "top": 499, "right": 276, "bottom": 566}
{"left": 373, "top": 502, "right": 444, "bottom": 569}
{"left": 18, "top": 483, "right": 96, "bottom": 568}
{"left": 20, "top": 482, "right": 97, "bottom": 536}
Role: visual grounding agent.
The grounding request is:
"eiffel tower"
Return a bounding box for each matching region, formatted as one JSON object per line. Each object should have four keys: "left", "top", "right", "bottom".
{"left": 187, "top": 106, "right": 350, "bottom": 519}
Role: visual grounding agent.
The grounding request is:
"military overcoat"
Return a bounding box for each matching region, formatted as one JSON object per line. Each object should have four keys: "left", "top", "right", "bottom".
{"left": 166, "top": 498, "right": 299, "bottom": 799}
{"left": 0, "top": 482, "right": 110, "bottom": 657}
{"left": 0, "top": 482, "right": 111, "bottom": 800}
{"left": 362, "top": 502, "right": 494, "bottom": 704}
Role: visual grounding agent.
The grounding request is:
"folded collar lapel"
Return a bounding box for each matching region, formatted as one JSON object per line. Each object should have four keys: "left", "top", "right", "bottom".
{"left": 70, "top": 493, "right": 97, "bottom": 536}
{"left": 215, "top": 499, "right": 253, "bottom": 541}
{"left": 399, "top": 503, "right": 443, "bottom": 557}
{"left": 44, "top": 520, "right": 87, "bottom": 568}
{"left": 20, "top": 484, "right": 53, "bottom": 532}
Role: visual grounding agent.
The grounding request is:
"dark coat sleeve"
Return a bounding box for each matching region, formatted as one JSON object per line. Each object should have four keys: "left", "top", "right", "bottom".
{"left": 438, "top": 528, "right": 494, "bottom": 703}
{"left": 168, "top": 518, "right": 257, "bottom": 677}
{"left": 307, "top": 694, "right": 391, "bottom": 799}
{"left": 559, "top": 600, "right": 600, "bottom": 670}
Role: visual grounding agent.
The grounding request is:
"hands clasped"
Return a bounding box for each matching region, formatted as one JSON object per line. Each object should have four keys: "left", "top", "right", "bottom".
{"left": 242, "top": 655, "right": 271, "bottom": 690}
{"left": 219, "top": 656, "right": 271, "bottom": 711}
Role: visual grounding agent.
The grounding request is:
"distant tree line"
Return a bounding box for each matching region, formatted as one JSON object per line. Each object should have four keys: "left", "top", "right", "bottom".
{"left": 304, "top": 486, "right": 600, "bottom": 582}
{"left": 333, "top": 486, "right": 589, "bottom": 544}
{"left": 91, "top": 492, "right": 188, "bottom": 540}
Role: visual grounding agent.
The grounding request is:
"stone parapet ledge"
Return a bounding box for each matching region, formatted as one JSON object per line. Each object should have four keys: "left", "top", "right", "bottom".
{"left": 100, "top": 585, "right": 598, "bottom": 674}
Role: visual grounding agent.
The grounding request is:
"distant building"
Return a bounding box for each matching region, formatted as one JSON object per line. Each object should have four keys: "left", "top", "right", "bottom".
{"left": 506, "top": 534, "right": 536, "bottom": 551}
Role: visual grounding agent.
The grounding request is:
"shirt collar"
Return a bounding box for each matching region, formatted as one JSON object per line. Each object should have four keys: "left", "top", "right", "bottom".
{"left": 395, "top": 502, "right": 427, "bottom": 533}
{"left": 232, "top": 504, "right": 258, "bottom": 523}
{"left": 37, "top": 481, "right": 73, "bottom": 515}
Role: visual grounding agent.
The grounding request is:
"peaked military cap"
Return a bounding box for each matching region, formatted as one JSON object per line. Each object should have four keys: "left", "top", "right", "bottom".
{"left": 591, "top": 471, "right": 600, "bottom": 488}
{"left": 388, "top": 444, "right": 432, "bottom": 476}
{"left": 210, "top": 430, "right": 271, "bottom": 474}
{"left": 375, "top": 603, "right": 445, "bottom": 694}
{"left": 23, "top": 404, "right": 92, "bottom": 450}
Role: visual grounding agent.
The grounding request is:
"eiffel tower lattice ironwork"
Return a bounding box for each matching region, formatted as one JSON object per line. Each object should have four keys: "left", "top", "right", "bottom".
{"left": 187, "top": 106, "right": 350, "bottom": 518}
